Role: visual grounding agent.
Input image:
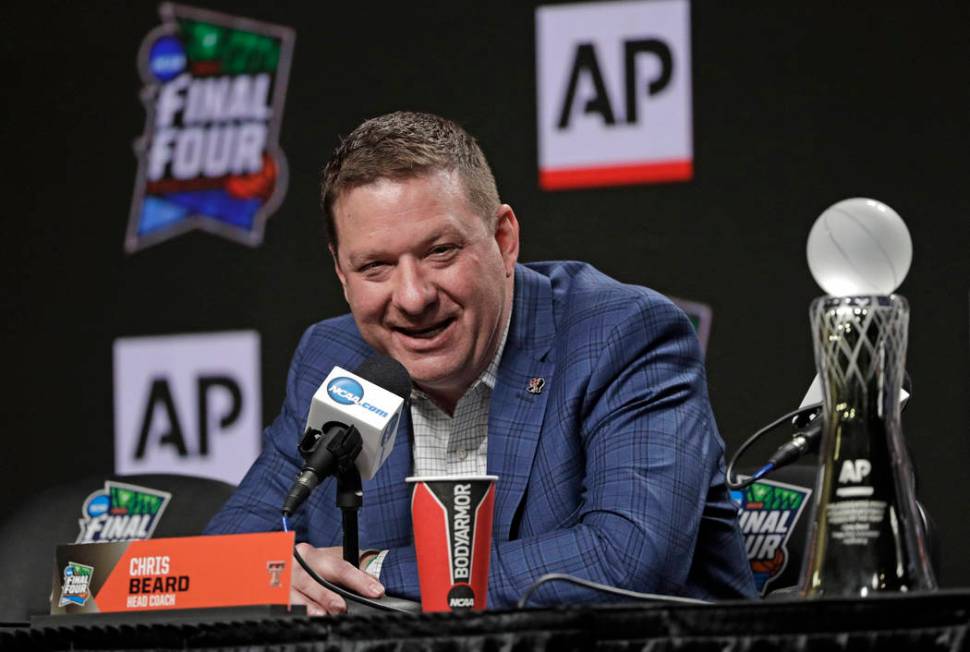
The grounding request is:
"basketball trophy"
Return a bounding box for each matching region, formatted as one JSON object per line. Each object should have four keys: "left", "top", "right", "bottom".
{"left": 798, "top": 198, "right": 936, "bottom": 597}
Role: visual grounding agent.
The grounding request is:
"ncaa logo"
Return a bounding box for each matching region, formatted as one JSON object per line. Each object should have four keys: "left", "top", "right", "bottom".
{"left": 328, "top": 377, "right": 364, "bottom": 405}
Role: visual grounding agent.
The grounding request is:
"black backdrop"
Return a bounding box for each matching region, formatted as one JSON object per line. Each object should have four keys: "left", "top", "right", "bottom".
{"left": 3, "top": 1, "right": 969, "bottom": 586}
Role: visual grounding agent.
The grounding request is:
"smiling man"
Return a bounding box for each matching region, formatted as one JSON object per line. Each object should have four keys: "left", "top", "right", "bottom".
{"left": 206, "top": 112, "right": 756, "bottom": 612}
{"left": 330, "top": 168, "right": 516, "bottom": 416}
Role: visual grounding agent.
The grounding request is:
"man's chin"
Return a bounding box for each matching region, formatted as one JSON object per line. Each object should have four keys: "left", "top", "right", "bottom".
{"left": 399, "top": 361, "right": 462, "bottom": 394}
{"left": 407, "top": 369, "right": 457, "bottom": 390}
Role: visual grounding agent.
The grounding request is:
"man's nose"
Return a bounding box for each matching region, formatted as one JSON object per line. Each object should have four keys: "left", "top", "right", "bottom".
{"left": 392, "top": 260, "right": 437, "bottom": 316}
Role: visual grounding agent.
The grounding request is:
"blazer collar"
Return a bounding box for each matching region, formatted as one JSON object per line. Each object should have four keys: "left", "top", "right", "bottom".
{"left": 506, "top": 264, "right": 556, "bottom": 363}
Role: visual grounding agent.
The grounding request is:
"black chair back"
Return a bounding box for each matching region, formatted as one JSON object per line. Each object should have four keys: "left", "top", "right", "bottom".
{"left": 0, "top": 473, "right": 234, "bottom": 623}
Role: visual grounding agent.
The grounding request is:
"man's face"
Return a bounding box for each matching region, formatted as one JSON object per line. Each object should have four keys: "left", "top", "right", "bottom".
{"left": 331, "top": 170, "right": 519, "bottom": 410}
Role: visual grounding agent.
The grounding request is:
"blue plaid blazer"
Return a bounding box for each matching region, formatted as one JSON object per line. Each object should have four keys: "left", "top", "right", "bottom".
{"left": 206, "top": 261, "right": 756, "bottom": 605}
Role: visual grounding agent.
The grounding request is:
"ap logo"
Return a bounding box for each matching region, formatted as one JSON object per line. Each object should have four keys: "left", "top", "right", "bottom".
{"left": 536, "top": 0, "right": 692, "bottom": 189}
{"left": 113, "top": 331, "right": 261, "bottom": 485}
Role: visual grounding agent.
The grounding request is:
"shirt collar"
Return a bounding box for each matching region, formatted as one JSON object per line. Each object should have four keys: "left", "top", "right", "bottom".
{"left": 480, "top": 307, "right": 512, "bottom": 391}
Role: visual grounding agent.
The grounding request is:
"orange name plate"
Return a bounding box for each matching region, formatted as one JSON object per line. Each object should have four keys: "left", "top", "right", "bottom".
{"left": 50, "top": 532, "right": 294, "bottom": 615}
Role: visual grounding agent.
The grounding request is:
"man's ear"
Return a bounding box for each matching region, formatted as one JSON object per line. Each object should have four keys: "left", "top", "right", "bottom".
{"left": 493, "top": 204, "right": 520, "bottom": 278}
{"left": 329, "top": 244, "right": 350, "bottom": 304}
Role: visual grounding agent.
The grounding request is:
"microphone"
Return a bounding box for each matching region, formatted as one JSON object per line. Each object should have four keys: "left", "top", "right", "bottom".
{"left": 760, "top": 373, "right": 912, "bottom": 476}
{"left": 763, "top": 412, "right": 821, "bottom": 472}
{"left": 282, "top": 354, "right": 411, "bottom": 515}
{"left": 759, "top": 377, "right": 824, "bottom": 473}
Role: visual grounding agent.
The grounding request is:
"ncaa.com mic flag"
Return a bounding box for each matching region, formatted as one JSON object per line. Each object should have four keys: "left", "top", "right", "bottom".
{"left": 306, "top": 366, "right": 406, "bottom": 480}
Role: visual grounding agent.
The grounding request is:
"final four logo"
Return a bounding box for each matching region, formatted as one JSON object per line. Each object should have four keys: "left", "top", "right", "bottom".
{"left": 732, "top": 479, "right": 811, "bottom": 595}
{"left": 76, "top": 481, "right": 172, "bottom": 543}
{"left": 58, "top": 562, "right": 94, "bottom": 607}
{"left": 126, "top": 4, "right": 295, "bottom": 252}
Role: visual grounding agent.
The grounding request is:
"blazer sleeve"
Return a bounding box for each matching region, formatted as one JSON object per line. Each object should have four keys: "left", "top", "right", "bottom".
{"left": 204, "top": 326, "right": 315, "bottom": 536}
{"left": 378, "top": 297, "right": 742, "bottom": 606}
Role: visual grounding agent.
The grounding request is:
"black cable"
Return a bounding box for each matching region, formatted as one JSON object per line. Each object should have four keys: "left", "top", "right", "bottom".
{"left": 293, "top": 545, "right": 409, "bottom": 613}
{"left": 725, "top": 403, "right": 821, "bottom": 490}
{"left": 516, "top": 573, "right": 710, "bottom": 609}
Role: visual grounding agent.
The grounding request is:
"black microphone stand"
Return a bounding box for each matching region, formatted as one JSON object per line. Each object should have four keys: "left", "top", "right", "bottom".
{"left": 336, "top": 467, "right": 362, "bottom": 566}
{"left": 286, "top": 424, "right": 412, "bottom": 613}
{"left": 290, "top": 423, "right": 365, "bottom": 566}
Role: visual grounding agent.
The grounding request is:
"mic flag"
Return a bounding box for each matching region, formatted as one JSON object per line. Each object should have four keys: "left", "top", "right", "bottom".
{"left": 282, "top": 355, "right": 411, "bottom": 516}
{"left": 305, "top": 356, "right": 410, "bottom": 481}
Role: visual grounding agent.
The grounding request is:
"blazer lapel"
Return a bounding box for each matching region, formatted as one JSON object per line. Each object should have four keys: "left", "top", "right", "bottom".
{"left": 488, "top": 265, "right": 557, "bottom": 540}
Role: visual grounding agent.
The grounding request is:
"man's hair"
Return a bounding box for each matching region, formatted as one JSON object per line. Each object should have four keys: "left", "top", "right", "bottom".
{"left": 320, "top": 111, "right": 500, "bottom": 249}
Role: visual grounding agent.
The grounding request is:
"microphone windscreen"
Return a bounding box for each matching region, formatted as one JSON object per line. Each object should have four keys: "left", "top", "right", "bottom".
{"left": 356, "top": 354, "right": 412, "bottom": 400}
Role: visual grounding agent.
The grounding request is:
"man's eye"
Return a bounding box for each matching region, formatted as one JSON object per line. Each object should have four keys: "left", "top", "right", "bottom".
{"left": 428, "top": 245, "right": 458, "bottom": 258}
{"left": 359, "top": 262, "right": 387, "bottom": 273}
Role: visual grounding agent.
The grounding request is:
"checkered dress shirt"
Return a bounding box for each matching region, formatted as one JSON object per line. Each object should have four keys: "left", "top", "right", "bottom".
{"left": 410, "top": 315, "right": 510, "bottom": 477}
{"left": 364, "top": 317, "right": 510, "bottom": 579}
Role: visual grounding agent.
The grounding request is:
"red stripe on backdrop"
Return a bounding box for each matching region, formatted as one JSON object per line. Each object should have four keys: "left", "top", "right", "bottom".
{"left": 539, "top": 159, "right": 693, "bottom": 190}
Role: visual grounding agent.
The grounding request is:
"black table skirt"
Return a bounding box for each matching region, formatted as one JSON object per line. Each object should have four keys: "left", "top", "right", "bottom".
{"left": 4, "top": 590, "right": 970, "bottom": 651}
